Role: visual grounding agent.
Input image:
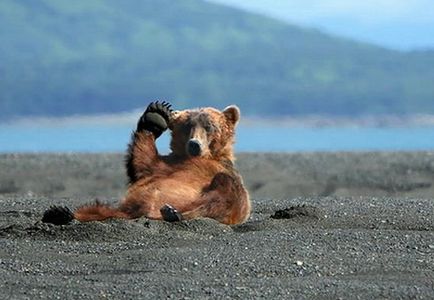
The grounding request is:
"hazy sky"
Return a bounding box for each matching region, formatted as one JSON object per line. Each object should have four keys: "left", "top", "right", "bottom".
{"left": 208, "top": 0, "right": 434, "bottom": 50}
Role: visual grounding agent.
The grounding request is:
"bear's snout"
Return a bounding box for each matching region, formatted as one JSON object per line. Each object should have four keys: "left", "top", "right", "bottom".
{"left": 187, "top": 139, "right": 202, "bottom": 157}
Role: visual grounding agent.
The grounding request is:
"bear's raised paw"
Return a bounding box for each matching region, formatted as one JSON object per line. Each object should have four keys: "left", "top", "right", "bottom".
{"left": 137, "top": 101, "right": 173, "bottom": 138}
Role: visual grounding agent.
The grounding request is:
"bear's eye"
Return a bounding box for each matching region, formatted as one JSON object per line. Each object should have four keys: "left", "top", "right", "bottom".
{"left": 180, "top": 122, "right": 193, "bottom": 131}
{"left": 204, "top": 123, "right": 213, "bottom": 133}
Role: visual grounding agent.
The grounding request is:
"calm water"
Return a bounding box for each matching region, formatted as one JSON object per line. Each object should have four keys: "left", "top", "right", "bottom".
{"left": 1, "top": 123, "right": 434, "bottom": 153}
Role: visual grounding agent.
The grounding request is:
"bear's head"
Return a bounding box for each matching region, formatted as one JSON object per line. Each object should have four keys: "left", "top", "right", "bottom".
{"left": 169, "top": 105, "right": 240, "bottom": 162}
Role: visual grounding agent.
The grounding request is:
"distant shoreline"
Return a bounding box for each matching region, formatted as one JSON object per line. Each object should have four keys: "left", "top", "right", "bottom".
{"left": 3, "top": 111, "right": 434, "bottom": 128}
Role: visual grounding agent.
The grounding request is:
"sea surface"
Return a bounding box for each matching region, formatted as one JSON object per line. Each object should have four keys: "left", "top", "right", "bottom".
{"left": 1, "top": 123, "right": 434, "bottom": 153}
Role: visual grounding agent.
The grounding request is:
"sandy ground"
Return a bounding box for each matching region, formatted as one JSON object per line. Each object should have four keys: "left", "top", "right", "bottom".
{"left": 0, "top": 153, "right": 434, "bottom": 299}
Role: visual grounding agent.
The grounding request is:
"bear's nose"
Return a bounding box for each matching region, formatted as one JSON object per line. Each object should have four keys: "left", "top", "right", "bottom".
{"left": 187, "top": 139, "right": 202, "bottom": 156}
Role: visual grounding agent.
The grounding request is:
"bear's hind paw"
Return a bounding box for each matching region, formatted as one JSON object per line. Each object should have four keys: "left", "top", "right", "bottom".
{"left": 160, "top": 204, "right": 183, "bottom": 222}
{"left": 42, "top": 206, "right": 74, "bottom": 225}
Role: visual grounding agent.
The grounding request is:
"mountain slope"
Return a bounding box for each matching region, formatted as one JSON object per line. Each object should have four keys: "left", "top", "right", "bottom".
{"left": 1, "top": 0, "right": 434, "bottom": 119}
{"left": 208, "top": 0, "right": 434, "bottom": 50}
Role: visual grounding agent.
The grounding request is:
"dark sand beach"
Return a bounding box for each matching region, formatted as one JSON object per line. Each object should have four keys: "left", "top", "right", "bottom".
{"left": 1, "top": 152, "right": 434, "bottom": 299}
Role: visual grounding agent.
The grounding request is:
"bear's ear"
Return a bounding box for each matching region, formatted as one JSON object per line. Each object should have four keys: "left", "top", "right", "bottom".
{"left": 223, "top": 105, "right": 240, "bottom": 126}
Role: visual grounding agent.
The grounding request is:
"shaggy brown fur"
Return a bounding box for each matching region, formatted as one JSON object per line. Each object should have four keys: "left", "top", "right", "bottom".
{"left": 44, "top": 102, "right": 251, "bottom": 225}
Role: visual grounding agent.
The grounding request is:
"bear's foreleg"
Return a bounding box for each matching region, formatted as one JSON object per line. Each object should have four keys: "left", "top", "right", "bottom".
{"left": 125, "top": 101, "right": 173, "bottom": 183}
{"left": 126, "top": 131, "right": 159, "bottom": 183}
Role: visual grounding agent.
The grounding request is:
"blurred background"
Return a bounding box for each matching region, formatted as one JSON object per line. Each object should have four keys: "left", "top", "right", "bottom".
{"left": 1, "top": 0, "right": 434, "bottom": 152}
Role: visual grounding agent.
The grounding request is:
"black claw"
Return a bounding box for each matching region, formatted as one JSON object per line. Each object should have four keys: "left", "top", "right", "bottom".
{"left": 42, "top": 205, "right": 74, "bottom": 225}
{"left": 161, "top": 101, "right": 172, "bottom": 110}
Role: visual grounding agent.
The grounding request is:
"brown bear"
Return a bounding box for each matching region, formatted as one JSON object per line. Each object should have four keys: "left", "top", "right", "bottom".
{"left": 42, "top": 101, "right": 251, "bottom": 225}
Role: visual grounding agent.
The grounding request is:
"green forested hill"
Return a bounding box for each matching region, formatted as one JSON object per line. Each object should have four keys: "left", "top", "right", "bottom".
{"left": 1, "top": 0, "right": 434, "bottom": 119}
